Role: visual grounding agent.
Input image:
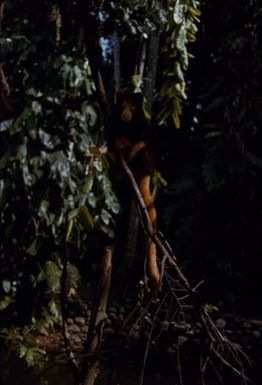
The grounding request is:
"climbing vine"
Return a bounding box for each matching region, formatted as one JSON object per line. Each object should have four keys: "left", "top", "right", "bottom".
{"left": 157, "top": 0, "right": 201, "bottom": 128}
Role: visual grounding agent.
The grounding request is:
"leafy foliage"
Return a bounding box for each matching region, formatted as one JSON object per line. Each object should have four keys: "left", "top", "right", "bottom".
{"left": 19, "top": 345, "right": 45, "bottom": 367}
{"left": 102, "top": 1, "right": 200, "bottom": 127}
{"left": 0, "top": 2, "right": 259, "bottom": 383}
{"left": 0, "top": 0, "right": 201, "bottom": 323}
{"left": 0, "top": 1, "right": 120, "bottom": 321}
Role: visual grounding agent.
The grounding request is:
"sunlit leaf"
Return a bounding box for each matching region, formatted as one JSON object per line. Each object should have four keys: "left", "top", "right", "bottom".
{"left": 2, "top": 280, "right": 11, "bottom": 293}
{"left": 173, "top": 1, "right": 184, "bottom": 24}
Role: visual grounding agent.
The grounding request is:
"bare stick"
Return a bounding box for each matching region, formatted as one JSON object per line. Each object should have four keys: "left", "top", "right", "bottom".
{"left": 82, "top": 246, "right": 113, "bottom": 385}
{"left": 138, "top": 39, "right": 147, "bottom": 78}
{"left": 177, "top": 339, "right": 184, "bottom": 385}
{"left": 138, "top": 291, "right": 170, "bottom": 385}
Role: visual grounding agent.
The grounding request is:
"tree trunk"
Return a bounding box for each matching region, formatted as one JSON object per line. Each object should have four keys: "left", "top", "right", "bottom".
{"left": 113, "top": 31, "right": 121, "bottom": 94}
{"left": 123, "top": 198, "right": 139, "bottom": 270}
{"left": 144, "top": 32, "right": 160, "bottom": 112}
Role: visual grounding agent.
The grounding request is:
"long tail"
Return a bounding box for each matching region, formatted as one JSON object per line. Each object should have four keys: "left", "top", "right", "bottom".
{"left": 138, "top": 175, "right": 160, "bottom": 288}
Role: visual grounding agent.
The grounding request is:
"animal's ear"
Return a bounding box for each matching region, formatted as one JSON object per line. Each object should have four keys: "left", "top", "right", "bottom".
{"left": 116, "top": 88, "right": 131, "bottom": 105}
{"left": 130, "top": 93, "right": 143, "bottom": 109}
{"left": 116, "top": 88, "right": 144, "bottom": 109}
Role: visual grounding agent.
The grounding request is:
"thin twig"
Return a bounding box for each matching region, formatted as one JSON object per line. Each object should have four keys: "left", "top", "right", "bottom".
{"left": 177, "top": 339, "right": 184, "bottom": 385}
{"left": 138, "top": 291, "right": 170, "bottom": 385}
{"left": 200, "top": 355, "right": 206, "bottom": 385}
{"left": 210, "top": 345, "right": 246, "bottom": 380}
{"left": 208, "top": 359, "right": 224, "bottom": 384}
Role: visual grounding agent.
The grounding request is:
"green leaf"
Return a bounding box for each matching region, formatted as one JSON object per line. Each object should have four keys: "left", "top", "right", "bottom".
{"left": 188, "top": 6, "right": 201, "bottom": 17}
{"left": 172, "top": 111, "right": 181, "bottom": 129}
{"left": 176, "top": 25, "right": 187, "bottom": 52}
{"left": 19, "top": 346, "right": 28, "bottom": 359}
{"left": 44, "top": 261, "right": 61, "bottom": 292}
{"left": 18, "top": 346, "right": 45, "bottom": 367}
{"left": 84, "top": 104, "right": 97, "bottom": 126}
{"left": 174, "top": 62, "right": 184, "bottom": 82}
{"left": 49, "top": 300, "right": 59, "bottom": 318}
{"left": 157, "top": 104, "right": 172, "bottom": 125}
{"left": 205, "top": 131, "right": 222, "bottom": 139}
{"left": 100, "top": 225, "right": 115, "bottom": 239}
{"left": 26, "top": 239, "right": 39, "bottom": 256}
{"left": 79, "top": 205, "right": 94, "bottom": 229}
{"left": 203, "top": 304, "right": 219, "bottom": 314}
{"left": 245, "top": 153, "right": 262, "bottom": 170}
{"left": 173, "top": 1, "right": 184, "bottom": 24}
{"left": 0, "top": 295, "right": 12, "bottom": 310}
{"left": 88, "top": 192, "right": 96, "bottom": 208}
{"left": 132, "top": 74, "right": 143, "bottom": 93}
{"left": 2, "top": 280, "right": 11, "bottom": 293}
{"left": 9, "top": 107, "right": 31, "bottom": 135}
{"left": 81, "top": 176, "right": 94, "bottom": 194}
{"left": 0, "top": 179, "right": 4, "bottom": 200}
{"left": 68, "top": 208, "right": 80, "bottom": 222}
{"left": 39, "top": 129, "right": 53, "bottom": 147}
{"left": 16, "top": 143, "right": 27, "bottom": 160}
{"left": 66, "top": 219, "right": 74, "bottom": 242}
{"left": 0, "top": 119, "right": 13, "bottom": 132}
{"left": 101, "top": 209, "right": 111, "bottom": 225}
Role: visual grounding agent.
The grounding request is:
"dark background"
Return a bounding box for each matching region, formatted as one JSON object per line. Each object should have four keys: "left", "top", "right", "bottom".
{"left": 155, "top": 0, "right": 262, "bottom": 316}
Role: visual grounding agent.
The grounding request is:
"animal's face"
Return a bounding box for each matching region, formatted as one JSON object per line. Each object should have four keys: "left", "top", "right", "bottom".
{"left": 115, "top": 137, "right": 131, "bottom": 150}
{"left": 120, "top": 100, "right": 136, "bottom": 122}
